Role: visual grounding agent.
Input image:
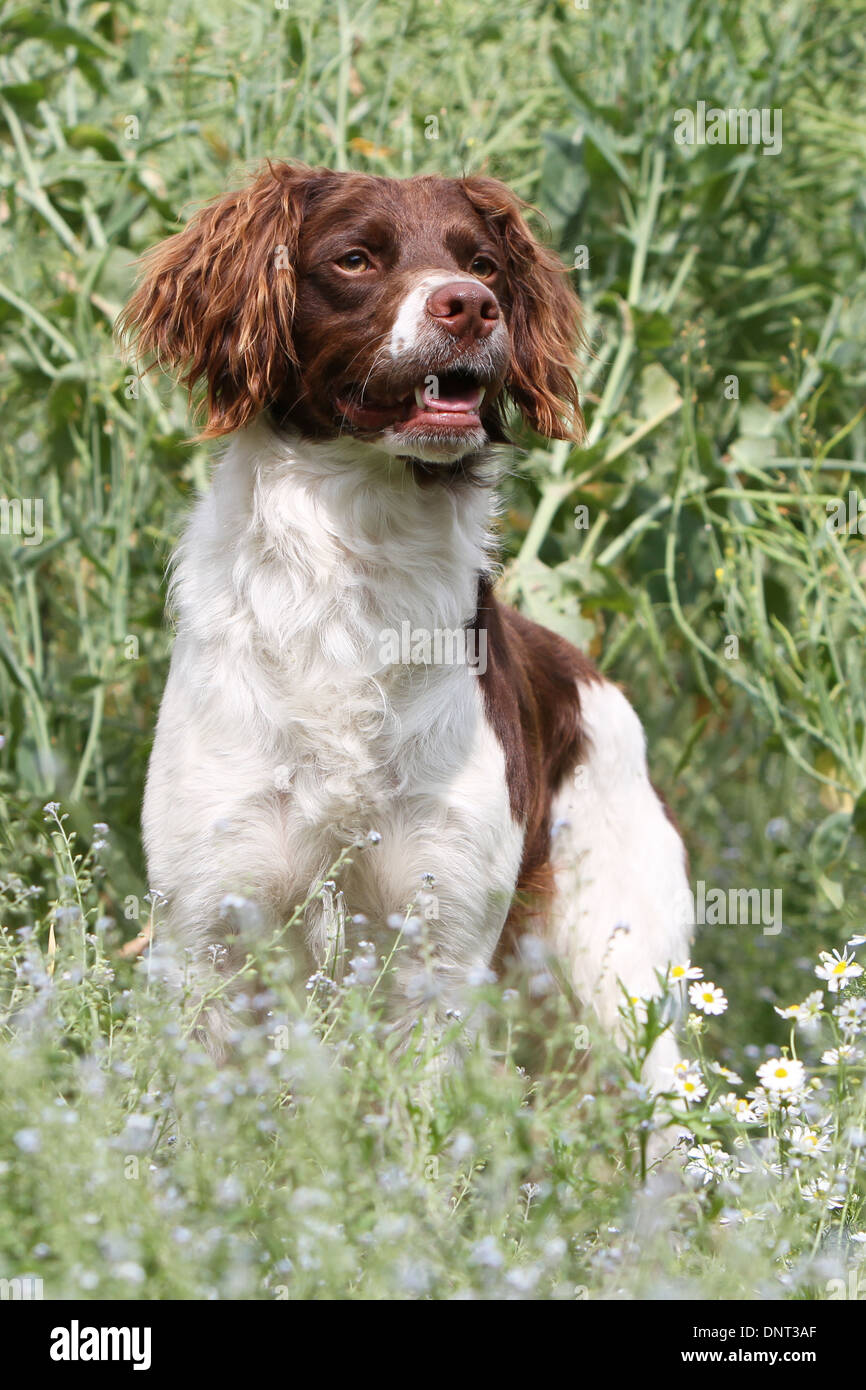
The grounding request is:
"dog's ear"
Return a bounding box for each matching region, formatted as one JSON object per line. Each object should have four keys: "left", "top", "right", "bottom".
{"left": 460, "top": 176, "right": 583, "bottom": 442}
{"left": 119, "top": 162, "right": 316, "bottom": 437}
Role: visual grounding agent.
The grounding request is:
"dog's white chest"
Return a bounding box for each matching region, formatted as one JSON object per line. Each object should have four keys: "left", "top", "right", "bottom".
{"left": 143, "top": 427, "right": 524, "bottom": 979}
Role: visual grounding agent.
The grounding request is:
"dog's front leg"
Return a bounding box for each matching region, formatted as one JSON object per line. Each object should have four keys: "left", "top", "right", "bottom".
{"left": 547, "top": 678, "right": 693, "bottom": 1092}
{"left": 352, "top": 721, "right": 524, "bottom": 1050}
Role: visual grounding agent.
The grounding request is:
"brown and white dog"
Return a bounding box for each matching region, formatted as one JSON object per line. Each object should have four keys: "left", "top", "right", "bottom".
{"left": 121, "top": 163, "right": 691, "bottom": 1078}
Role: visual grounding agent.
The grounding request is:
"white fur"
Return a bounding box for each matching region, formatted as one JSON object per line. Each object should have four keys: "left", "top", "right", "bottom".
{"left": 143, "top": 422, "right": 521, "bottom": 1040}
{"left": 144, "top": 420, "right": 691, "bottom": 1077}
{"left": 548, "top": 679, "right": 692, "bottom": 1087}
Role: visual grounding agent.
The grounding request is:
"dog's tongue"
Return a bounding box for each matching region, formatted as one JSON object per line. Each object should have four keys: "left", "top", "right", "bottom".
{"left": 420, "top": 382, "right": 485, "bottom": 414}
{"left": 337, "top": 379, "right": 486, "bottom": 430}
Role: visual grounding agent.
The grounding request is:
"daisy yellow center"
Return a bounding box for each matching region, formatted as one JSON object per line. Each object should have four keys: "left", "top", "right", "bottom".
{"left": 774, "top": 1067, "right": 788, "bottom": 1078}
{"left": 832, "top": 962, "right": 847, "bottom": 974}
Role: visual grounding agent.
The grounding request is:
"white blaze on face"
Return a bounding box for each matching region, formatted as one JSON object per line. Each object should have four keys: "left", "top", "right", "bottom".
{"left": 388, "top": 272, "right": 487, "bottom": 359}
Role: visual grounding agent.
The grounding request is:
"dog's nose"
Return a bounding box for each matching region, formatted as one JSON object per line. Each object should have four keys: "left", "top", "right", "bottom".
{"left": 425, "top": 281, "right": 500, "bottom": 340}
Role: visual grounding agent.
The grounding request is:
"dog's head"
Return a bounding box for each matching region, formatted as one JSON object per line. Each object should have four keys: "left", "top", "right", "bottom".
{"left": 120, "top": 163, "right": 583, "bottom": 464}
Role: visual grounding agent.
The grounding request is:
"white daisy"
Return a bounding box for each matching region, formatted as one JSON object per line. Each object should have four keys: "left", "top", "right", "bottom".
{"left": 674, "top": 1071, "right": 708, "bottom": 1104}
{"left": 815, "top": 948, "right": 864, "bottom": 993}
{"left": 708, "top": 1062, "right": 743, "bottom": 1085}
{"left": 834, "top": 996, "right": 866, "bottom": 1037}
{"left": 821, "top": 1044, "right": 862, "bottom": 1066}
{"left": 756, "top": 1057, "right": 807, "bottom": 1095}
{"left": 745, "top": 1086, "right": 771, "bottom": 1118}
{"left": 788, "top": 1125, "right": 832, "bottom": 1156}
{"left": 689, "top": 980, "right": 728, "bottom": 1016}
{"left": 685, "top": 1143, "right": 734, "bottom": 1185}
{"left": 801, "top": 1176, "right": 845, "bottom": 1210}
{"left": 713, "top": 1092, "right": 761, "bottom": 1123}
{"left": 668, "top": 961, "right": 703, "bottom": 985}
{"left": 774, "top": 990, "right": 824, "bottom": 1026}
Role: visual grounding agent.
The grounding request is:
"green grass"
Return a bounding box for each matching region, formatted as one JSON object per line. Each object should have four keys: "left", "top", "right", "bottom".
{"left": 1, "top": 0, "right": 866, "bottom": 1299}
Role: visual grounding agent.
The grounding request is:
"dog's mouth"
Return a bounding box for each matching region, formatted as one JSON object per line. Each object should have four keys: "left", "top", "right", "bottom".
{"left": 334, "top": 370, "right": 491, "bottom": 436}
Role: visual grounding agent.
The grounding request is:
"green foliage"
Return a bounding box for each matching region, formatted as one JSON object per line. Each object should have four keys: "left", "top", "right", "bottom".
{"left": 1, "top": 810, "right": 865, "bottom": 1299}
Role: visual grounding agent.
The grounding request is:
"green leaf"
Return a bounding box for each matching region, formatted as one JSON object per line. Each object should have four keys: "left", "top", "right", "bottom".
{"left": 0, "top": 80, "right": 46, "bottom": 113}
{"left": 850, "top": 790, "right": 866, "bottom": 840}
{"left": 818, "top": 874, "right": 845, "bottom": 911}
{"left": 64, "top": 124, "right": 122, "bottom": 162}
{"left": 633, "top": 307, "right": 675, "bottom": 350}
{"left": 69, "top": 674, "right": 104, "bottom": 694}
{"left": 637, "top": 362, "right": 682, "bottom": 419}
{"left": 549, "top": 44, "right": 602, "bottom": 115}
{"left": 0, "top": 9, "right": 118, "bottom": 59}
{"left": 538, "top": 131, "right": 589, "bottom": 248}
{"left": 515, "top": 559, "right": 595, "bottom": 648}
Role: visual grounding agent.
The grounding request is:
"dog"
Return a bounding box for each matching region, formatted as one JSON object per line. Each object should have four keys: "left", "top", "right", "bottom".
{"left": 120, "top": 163, "right": 691, "bottom": 1078}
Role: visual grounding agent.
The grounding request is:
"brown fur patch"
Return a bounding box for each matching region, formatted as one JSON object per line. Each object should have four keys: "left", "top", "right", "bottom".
{"left": 118, "top": 162, "right": 585, "bottom": 447}
{"left": 474, "top": 577, "right": 600, "bottom": 955}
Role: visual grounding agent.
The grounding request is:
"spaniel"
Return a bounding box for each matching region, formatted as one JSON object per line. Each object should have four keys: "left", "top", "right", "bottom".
{"left": 121, "top": 164, "right": 691, "bottom": 1079}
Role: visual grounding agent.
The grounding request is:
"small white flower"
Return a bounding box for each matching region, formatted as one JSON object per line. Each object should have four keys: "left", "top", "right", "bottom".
{"left": 466, "top": 963, "right": 497, "bottom": 987}
{"left": 756, "top": 1057, "right": 807, "bottom": 1095}
{"left": 13, "top": 1129, "right": 41, "bottom": 1154}
{"left": 708, "top": 1062, "right": 743, "bottom": 1085}
{"left": 668, "top": 961, "right": 703, "bottom": 985}
{"left": 801, "top": 1176, "right": 845, "bottom": 1210}
{"left": 744, "top": 1086, "right": 770, "bottom": 1118}
{"left": 774, "top": 990, "right": 824, "bottom": 1026}
{"left": 685, "top": 1143, "right": 734, "bottom": 1185}
{"left": 714, "top": 1092, "right": 761, "bottom": 1123}
{"left": 821, "top": 1044, "right": 862, "bottom": 1066}
{"left": 689, "top": 980, "right": 728, "bottom": 1016}
{"left": 815, "top": 949, "right": 864, "bottom": 993}
{"left": 788, "top": 1126, "right": 831, "bottom": 1157}
{"left": 469, "top": 1237, "right": 503, "bottom": 1269}
{"left": 674, "top": 1070, "right": 707, "bottom": 1103}
{"left": 834, "top": 996, "right": 866, "bottom": 1037}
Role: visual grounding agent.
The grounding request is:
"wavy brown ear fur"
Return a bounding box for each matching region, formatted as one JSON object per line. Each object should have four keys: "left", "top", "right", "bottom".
{"left": 460, "top": 175, "right": 583, "bottom": 442}
{"left": 118, "top": 162, "right": 314, "bottom": 438}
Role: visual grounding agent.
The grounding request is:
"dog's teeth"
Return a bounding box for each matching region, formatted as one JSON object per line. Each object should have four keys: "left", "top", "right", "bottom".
{"left": 477, "top": 387, "right": 486, "bottom": 405}
{"left": 414, "top": 386, "right": 428, "bottom": 409}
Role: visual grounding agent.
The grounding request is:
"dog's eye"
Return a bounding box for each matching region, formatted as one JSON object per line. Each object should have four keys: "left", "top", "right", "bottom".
{"left": 469, "top": 255, "right": 498, "bottom": 279}
{"left": 335, "top": 250, "right": 372, "bottom": 273}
